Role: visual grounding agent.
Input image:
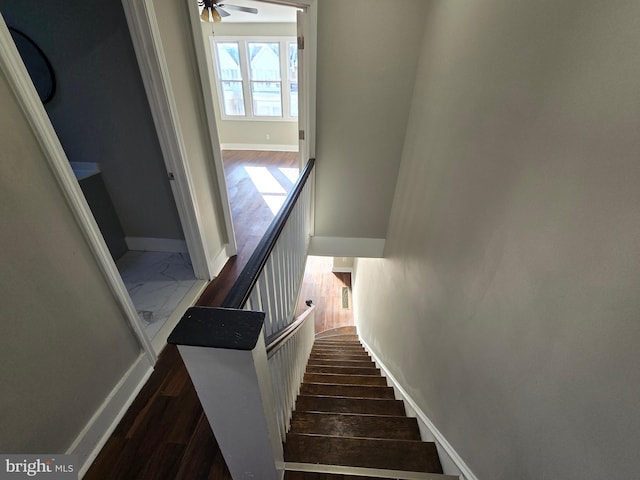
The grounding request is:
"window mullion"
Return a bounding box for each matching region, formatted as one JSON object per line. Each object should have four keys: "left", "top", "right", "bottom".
{"left": 280, "top": 39, "right": 289, "bottom": 121}
{"left": 238, "top": 40, "right": 252, "bottom": 118}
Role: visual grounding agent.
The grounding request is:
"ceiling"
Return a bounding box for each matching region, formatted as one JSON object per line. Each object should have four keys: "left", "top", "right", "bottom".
{"left": 217, "top": 0, "right": 297, "bottom": 23}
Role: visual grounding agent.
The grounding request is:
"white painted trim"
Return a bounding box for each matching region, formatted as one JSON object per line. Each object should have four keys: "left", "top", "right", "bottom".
{"left": 285, "top": 462, "right": 459, "bottom": 480}
{"left": 220, "top": 143, "right": 299, "bottom": 152}
{"left": 331, "top": 267, "right": 353, "bottom": 274}
{"left": 359, "top": 337, "right": 478, "bottom": 480}
{"left": 211, "top": 244, "right": 231, "bottom": 278}
{"left": 121, "top": 0, "right": 216, "bottom": 280}
{"left": 68, "top": 353, "right": 154, "bottom": 478}
{"left": 125, "top": 236, "right": 188, "bottom": 252}
{"left": 309, "top": 236, "right": 386, "bottom": 258}
{"left": 0, "top": 15, "right": 157, "bottom": 365}
{"left": 185, "top": 0, "right": 238, "bottom": 257}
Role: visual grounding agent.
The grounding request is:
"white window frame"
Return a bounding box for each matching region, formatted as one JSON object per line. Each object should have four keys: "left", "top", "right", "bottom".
{"left": 211, "top": 36, "right": 298, "bottom": 122}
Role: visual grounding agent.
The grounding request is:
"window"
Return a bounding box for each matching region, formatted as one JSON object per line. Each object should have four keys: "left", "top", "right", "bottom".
{"left": 212, "top": 37, "right": 298, "bottom": 121}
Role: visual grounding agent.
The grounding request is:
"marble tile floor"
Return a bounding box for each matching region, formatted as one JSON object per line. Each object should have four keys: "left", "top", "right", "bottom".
{"left": 116, "top": 251, "right": 197, "bottom": 339}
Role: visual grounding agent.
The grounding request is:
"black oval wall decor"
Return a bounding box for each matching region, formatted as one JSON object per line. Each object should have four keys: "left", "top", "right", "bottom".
{"left": 8, "top": 27, "right": 56, "bottom": 104}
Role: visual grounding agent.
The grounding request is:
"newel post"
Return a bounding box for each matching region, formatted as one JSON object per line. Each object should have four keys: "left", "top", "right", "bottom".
{"left": 168, "top": 307, "right": 283, "bottom": 480}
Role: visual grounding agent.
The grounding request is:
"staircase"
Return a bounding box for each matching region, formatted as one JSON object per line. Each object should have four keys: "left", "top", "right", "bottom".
{"left": 284, "top": 327, "right": 457, "bottom": 480}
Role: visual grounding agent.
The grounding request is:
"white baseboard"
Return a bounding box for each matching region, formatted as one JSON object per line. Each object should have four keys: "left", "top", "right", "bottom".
{"left": 125, "top": 237, "right": 188, "bottom": 253}
{"left": 331, "top": 267, "right": 353, "bottom": 274}
{"left": 220, "top": 143, "right": 299, "bottom": 152}
{"left": 359, "top": 337, "right": 478, "bottom": 480}
{"left": 68, "top": 354, "right": 154, "bottom": 478}
{"left": 309, "top": 236, "right": 386, "bottom": 258}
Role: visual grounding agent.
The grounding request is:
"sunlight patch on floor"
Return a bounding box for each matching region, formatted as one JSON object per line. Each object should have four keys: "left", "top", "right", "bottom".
{"left": 263, "top": 194, "right": 287, "bottom": 215}
{"left": 279, "top": 167, "right": 300, "bottom": 184}
{"left": 245, "top": 166, "right": 287, "bottom": 194}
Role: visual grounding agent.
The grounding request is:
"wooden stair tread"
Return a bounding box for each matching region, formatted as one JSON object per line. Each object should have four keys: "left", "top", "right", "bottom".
{"left": 284, "top": 473, "right": 388, "bottom": 480}
{"left": 300, "top": 383, "right": 395, "bottom": 399}
{"left": 284, "top": 434, "right": 443, "bottom": 473}
{"left": 314, "top": 340, "right": 363, "bottom": 347}
{"left": 307, "top": 359, "right": 376, "bottom": 368}
{"left": 304, "top": 373, "right": 387, "bottom": 386}
{"left": 310, "top": 353, "right": 372, "bottom": 361}
{"left": 310, "top": 350, "right": 369, "bottom": 355}
{"left": 315, "top": 327, "right": 357, "bottom": 339}
{"left": 306, "top": 365, "right": 380, "bottom": 376}
{"left": 290, "top": 411, "right": 421, "bottom": 440}
{"left": 295, "top": 395, "right": 405, "bottom": 416}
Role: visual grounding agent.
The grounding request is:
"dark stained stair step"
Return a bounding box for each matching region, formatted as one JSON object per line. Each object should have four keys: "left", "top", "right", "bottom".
{"left": 284, "top": 472, "right": 393, "bottom": 480}
{"left": 300, "top": 383, "right": 395, "bottom": 400}
{"left": 289, "top": 411, "right": 421, "bottom": 440}
{"left": 311, "top": 349, "right": 369, "bottom": 354}
{"left": 306, "top": 365, "right": 380, "bottom": 376}
{"left": 310, "top": 353, "right": 372, "bottom": 362}
{"left": 313, "top": 340, "right": 363, "bottom": 347}
{"left": 295, "top": 395, "right": 405, "bottom": 416}
{"left": 307, "top": 359, "right": 376, "bottom": 369}
{"left": 304, "top": 373, "right": 387, "bottom": 386}
{"left": 284, "top": 434, "right": 443, "bottom": 473}
{"left": 316, "top": 334, "right": 360, "bottom": 341}
{"left": 315, "top": 327, "right": 357, "bottom": 338}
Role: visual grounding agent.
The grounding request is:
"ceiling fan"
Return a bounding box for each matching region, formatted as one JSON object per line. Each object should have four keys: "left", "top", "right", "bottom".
{"left": 199, "top": 1, "right": 259, "bottom": 23}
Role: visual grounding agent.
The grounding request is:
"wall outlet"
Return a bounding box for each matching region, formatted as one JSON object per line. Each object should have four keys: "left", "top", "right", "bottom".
{"left": 265, "top": 134, "right": 270, "bottom": 140}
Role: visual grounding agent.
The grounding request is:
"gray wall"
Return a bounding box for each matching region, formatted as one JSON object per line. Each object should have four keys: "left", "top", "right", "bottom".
{"left": 0, "top": 68, "right": 141, "bottom": 453}
{"left": 314, "top": 0, "right": 427, "bottom": 239}
{"left": 1, "top": 0, "right": 184, "bottom": 240}
{"left": 353, "top": 1, "right": 640, "bottom": 479}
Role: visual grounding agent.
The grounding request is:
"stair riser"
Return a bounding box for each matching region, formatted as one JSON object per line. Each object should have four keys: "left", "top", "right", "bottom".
{"left": 300, "top": 383, "right": 395, "bottom": 399}
{"left": 304, "top": 374, "right": 387, "bottom": 386}
{"left": 284, "top": 434, "right": 443, "bottom": 473}
{"left": 289, "top": 412, "right": 421, "bottom": 440}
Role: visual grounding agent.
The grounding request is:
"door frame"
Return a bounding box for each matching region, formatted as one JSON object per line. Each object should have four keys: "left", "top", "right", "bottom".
{"left": 121, "top": 0, "right": 317, "bottom": 258}
{"left": 0, "top": 16, "right": 157, "bottom": 364}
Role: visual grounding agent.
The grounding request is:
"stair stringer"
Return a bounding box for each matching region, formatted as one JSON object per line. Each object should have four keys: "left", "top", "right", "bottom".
{"left": 358, "top": 336, "right": 479, "bottom": 480}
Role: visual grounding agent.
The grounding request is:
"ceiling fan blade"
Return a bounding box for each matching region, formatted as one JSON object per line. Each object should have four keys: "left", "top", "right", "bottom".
{"left": 214, "top": 5, "right": 231, "bottom": 17}
{"left": 220, "top": 4, "right": 259, "bottom": 14}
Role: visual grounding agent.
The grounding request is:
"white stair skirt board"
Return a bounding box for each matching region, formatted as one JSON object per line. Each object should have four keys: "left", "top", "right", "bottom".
{"left": 285, "top": 463, "right": 459, "bottom": 480}
{"left": 359, "top": 337, "right": 479, "bottom": 480}
{"left": 220, "top": 143, "right": 299, "bottom": 152}
{"left": 309, "top": 236, "right": 386, "bottom": 258}
{"left": 125, "top": 237, "right": 188, "bottom": 253}
{"left": 68, "top": 354, "right": 154, "bottom": 478}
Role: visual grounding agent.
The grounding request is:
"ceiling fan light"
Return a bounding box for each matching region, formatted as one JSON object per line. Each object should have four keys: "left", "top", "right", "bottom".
{"left": 212, "top": 8, "right": 222, "bottom": 22}
{"left": 200, "top": 7, "right": 210, "bottom": 22}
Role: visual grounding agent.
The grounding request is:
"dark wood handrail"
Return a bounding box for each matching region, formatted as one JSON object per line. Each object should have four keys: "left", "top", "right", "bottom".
{"left": 222, "top": 158, "right": 315, "bottom": 310}
{"left": 265, "top": 305, "right": 315, "bottom": 355}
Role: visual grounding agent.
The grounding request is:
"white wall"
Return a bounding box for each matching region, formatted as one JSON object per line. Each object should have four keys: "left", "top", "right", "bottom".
{"left": 0, "top": 68, "right": 142, "bottom": 453}
{"left": 201, "top": 22, "right": 298, "bottom": 149}
{"left": 313, "top": 0, "right": 427, "bottom": 242}
{"left": 353, "top": 1, "right": 640, "bottom": 479}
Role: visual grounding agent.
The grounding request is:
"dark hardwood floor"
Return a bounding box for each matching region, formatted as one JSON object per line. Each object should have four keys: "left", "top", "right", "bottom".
{"left": 85, "top": 151, "right": 354, "bottom": 479}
